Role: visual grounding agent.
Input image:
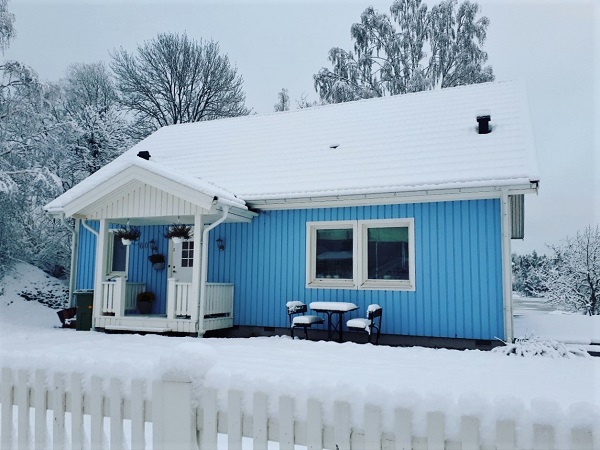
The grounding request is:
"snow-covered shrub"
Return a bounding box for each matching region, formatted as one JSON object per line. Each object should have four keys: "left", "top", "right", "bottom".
{"left": 493, "top": 333, "right": 589, "bottom": 358}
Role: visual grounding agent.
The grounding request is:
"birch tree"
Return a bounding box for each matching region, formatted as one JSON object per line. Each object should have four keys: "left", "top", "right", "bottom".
{"left": 59, "top": 62, "right": 133, "bottom": 186}
{"left": 274, "top": 88, "right": 290, "bottom": 112}
{"left": 314, "top": 0, "right": 494, "bottom": 103}
{"left": 536, "top": 226, "right": 600, "bottom": 316}
{"left": 0, "top": 0, "right": 15, "bottom": 53}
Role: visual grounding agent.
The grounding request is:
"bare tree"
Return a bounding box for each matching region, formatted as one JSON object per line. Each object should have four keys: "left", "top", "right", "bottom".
{"left": 314, "top": 0, "right": 493, "bottom": 103}
{"left": 535, "top": 226, "right": 600, "bottom": 316}
{"left": 111, "top": 33, "right": 249, "bottom": 135}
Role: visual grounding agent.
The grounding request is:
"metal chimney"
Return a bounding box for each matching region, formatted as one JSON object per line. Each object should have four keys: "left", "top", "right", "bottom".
{"left": 476, "top": 115, "right": 491, "bottom": 134}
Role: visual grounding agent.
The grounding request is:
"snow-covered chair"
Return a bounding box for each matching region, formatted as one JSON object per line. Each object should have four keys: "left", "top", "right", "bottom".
{"left": 347, "top": 304, "right": 382, "bottom": 344}
{"left": 286, "top": 301, "right": 324, "bottom": 339}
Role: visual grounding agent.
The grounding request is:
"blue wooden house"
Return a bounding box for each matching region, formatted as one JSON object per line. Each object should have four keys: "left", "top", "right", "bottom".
{"left": 45, "top": 80, "right": 539, "bottom": 345}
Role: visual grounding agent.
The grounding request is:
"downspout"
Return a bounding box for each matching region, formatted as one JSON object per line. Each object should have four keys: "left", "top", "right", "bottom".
{"left": 500, "top": 189, "right": 514, "bottom": 342}
{"left": 82, "top": 218, "right": 99, "bottom": 237}
{"left": 198, "top": 204, "right": 230, "bottom": 337}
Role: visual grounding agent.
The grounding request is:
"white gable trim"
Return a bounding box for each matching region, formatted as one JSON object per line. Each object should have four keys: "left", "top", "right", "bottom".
{"left": 62, "top": 165, "right": 217, "bottom": 218}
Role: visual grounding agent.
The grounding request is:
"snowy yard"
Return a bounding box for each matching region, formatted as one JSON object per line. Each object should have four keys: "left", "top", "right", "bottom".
{"left": 1, "top": 264, "right": 599, "bottom": 448}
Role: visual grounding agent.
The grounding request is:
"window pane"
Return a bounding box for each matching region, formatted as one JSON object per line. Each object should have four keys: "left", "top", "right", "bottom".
{"left": 316, "top": 228, "right": 353, "bottom": 279}
{"left": 112, "top": 236, "right": 127, "bottom": 272}
{"left": 367, "top": 227, "right": 409, "bottom": 280}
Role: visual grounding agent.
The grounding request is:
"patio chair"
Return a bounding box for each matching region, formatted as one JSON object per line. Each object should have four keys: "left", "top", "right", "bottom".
{"left": 286, "top": 301, "right": 324, "bottom": 339}
{"left": 346, "top": 304, "right": 382, "bottom": 344}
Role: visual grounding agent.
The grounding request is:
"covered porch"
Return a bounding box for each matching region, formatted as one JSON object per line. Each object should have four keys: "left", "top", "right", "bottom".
{"left": 45, "top": 159, "right": 254, "bottom": 336}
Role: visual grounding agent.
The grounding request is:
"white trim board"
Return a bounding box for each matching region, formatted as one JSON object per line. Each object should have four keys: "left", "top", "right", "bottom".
{"left": 248, "top": 184, "right": 538, "bottom": 211}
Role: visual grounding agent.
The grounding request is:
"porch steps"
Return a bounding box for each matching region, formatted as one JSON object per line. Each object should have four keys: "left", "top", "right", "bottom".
{"left": 104, "top": 325, "right": 172, "bottom": 333}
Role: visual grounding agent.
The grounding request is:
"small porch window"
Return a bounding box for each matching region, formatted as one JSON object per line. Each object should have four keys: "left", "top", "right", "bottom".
{"left": 107, "top": 232, "right": 129, "bottom": 276}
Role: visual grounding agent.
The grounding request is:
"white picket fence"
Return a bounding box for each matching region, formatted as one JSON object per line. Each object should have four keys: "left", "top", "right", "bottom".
{"left": 0, "top": 366, "right": 596, "bottom": 450}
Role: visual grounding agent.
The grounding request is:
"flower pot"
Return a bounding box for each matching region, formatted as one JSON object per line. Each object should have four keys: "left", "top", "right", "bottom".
{"left": 121, "top": 238, "right": 132, "bottom": 246}
{"left": 137, "top": 291, "right": 155, "bottom": 315}
{"left": 171, "top": 236, "right": 183, "bottom": 245}
{"left": 152, "top": 262, "right": 165, "bottom": 271}
{"left": 138, "top": 300, "right": 152, "bottom": 314}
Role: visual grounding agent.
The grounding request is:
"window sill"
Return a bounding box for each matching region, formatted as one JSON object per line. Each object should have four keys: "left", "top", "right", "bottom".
{"left": 359, "top": 280, "right": 415, "bottom": 291}
{"left": 306, "top": 279, "right": 355, "bottom": 290}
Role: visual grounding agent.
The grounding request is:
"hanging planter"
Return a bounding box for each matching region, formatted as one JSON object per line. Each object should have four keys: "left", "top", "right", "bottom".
{"left": 114, "top": 226, "right": 141, "bottom": 246}
{"left": 164, "top": 223, "right": 192, "bottom": 244}
{"left": 148, "top": 253, "right": 165, "bottom": 271}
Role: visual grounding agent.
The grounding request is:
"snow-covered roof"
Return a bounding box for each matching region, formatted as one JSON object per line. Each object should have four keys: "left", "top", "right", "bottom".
{"left": 47, "top": 80, "right": 539, "bottom": 213}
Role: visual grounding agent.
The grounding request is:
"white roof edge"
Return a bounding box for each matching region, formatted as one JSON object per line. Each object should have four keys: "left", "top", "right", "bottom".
{"left": 44, "top": 156, "right": 246, "bottom": 213}
{"left": 515, "top": 80, "right": 541, "bottom": 182}
{"left": 247, "top": 182, "right": 539, "bottom": 210}
{"left": 240, "top": 177, "right": 538, "bottom": 202}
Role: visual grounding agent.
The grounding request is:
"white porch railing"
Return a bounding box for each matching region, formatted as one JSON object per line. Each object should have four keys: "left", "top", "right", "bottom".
{"left": 205, "top": 282, "right": 234, "bottom": 318}
{"left": 167, "top": 279, "right": 193, "bottom": 318}
{"left": 1, "top": 366, "right": 595, "bottom": 450}
{"left": 166, "top": 279, "right": 234, "bottom": 321}
{"left": 101, "top": 279, "right": 145, "bottom": 316}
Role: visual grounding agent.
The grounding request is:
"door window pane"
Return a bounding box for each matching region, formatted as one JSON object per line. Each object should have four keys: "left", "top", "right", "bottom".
{"left": 367, "top": 227, "right": 409, "bottom": 280}
{"left": 181, "top": 241, "right": 194, "bottom": 268}
{"left": 316, "top": 228, "right": 353, "bottom": 279}
{"left": 111, "top": 235, "right": 127, "bottom": 272}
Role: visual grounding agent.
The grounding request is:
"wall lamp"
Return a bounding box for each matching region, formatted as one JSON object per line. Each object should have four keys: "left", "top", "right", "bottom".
{"left": 216, "top": 238, "right": 225, "bottom": 251}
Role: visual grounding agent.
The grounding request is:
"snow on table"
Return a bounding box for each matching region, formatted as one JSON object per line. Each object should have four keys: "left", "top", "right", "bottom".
{"left": 309, "top": 301, "right": 358, "bottom": 312}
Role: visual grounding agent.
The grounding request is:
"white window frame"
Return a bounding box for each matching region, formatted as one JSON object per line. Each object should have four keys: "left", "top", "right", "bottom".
{"left": 306, "top": 218, "right": 415, "bottom": 291}
{"left": 358, "top": 218, "right": 415, "bottom": 291}
{"left": 306, "top": 220, "right": 357, "bottom": 289}
{"left": 107, "top": 230, "right": 129, "bottom": 277}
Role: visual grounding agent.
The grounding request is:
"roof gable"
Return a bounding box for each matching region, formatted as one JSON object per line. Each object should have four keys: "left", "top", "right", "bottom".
{"left": 46, "top": 159, "right": 245, "bottom": 217}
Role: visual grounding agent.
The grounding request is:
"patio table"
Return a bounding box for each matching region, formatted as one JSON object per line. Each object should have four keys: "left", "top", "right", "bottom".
{"left": 309, "top": 301, "right": 359, "bottom": 343}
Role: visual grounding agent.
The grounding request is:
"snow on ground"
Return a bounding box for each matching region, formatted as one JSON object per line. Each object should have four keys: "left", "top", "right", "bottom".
{"left": 514, "top": 293, "right": 600, "bottom": 345}
{"left": 1, "top": 264, "right": 599, "bottom": 446}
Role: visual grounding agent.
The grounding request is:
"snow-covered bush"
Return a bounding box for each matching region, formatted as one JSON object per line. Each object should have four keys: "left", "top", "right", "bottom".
{"left": 493, "top": 333, "right": 589, "bottom": 358}
{"left": 533, "top": 225, "right": 600, "bottom": 316}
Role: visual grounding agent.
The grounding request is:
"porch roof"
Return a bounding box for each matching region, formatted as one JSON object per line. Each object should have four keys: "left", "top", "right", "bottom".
{"left": 45, "top": 157, "right": 247, "bottom": 217}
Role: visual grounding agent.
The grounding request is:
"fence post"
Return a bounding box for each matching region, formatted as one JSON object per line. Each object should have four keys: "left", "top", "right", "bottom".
{"left": 460, "top": 415, "right": 480, "bottom": 450}
{"left": 426, "top": 411, "right": 445, "bottom": 450}
{"left": 1, "top": 367, "right": 14, "bottom": 450}
{"left": 496, "top": 419, "right": 516, "bottom": 450}
{"left": 571, "top": 427, "right": 594, "bottom": 450}
{"left": 16, "top": 369, "right": 31, "bottom": 449}
{"left": 253, "top": 391, "right": 268, "bottom": 449}
{"left": 34, "top": 369, "right": 48, "bottom": 448}
{"left": 227, "top": 389, "right": 243, "bottom": 450}
{"left": 152, "top": 375, "right": 195, "bottom": 450}
{"left": 334, "top": 400, "right": 352, "bottom": 450}
{"left": 52, "top": 372, "right": 67, "bottom": 449}
{"left": 394, "top": 407, "right": 412, "bottom": 450}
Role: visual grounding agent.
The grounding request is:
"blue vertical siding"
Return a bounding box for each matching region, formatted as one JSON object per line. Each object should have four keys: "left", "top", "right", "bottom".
{"left": 207, "top": 199, "right": 503, "bottom": 340}
{"left": 77, "top": 223, "right": 170, "bottom": 315}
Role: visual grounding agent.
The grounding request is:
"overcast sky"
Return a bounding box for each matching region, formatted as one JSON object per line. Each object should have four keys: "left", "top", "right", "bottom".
{"left": 4, "top": 0, "right": 599, "bottom": 254}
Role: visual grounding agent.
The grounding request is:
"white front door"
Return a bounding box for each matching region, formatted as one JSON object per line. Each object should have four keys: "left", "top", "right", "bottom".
{"left": 170, "top": 239, "right": 195, "bottom": 283}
